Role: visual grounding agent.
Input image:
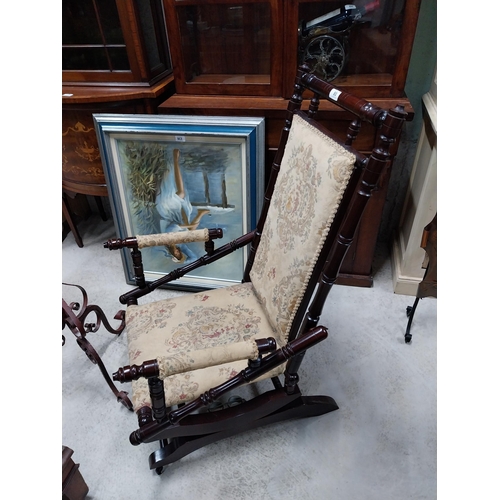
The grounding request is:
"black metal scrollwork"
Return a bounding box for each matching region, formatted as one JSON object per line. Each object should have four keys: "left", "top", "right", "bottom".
{"left": 62, "top": 283, "right": 133, "bottom": 411}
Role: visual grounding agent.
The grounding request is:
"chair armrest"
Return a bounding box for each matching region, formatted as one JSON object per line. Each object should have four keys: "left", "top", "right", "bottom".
{"left": 117, "top": 230, "right": 256, "bottom": 305}
{"left": 122, "top": 327, "right": 329, "bottom": 444}
{"left": 104, "top": 228, "right": 223, "bottom": 250}
{"left": 113, "top": 337, "right": 277, "bottom": 382}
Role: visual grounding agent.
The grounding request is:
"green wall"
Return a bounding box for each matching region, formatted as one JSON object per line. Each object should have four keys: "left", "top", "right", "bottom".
{"left": 379, "top": 0, "right": 437, "bottom": 243}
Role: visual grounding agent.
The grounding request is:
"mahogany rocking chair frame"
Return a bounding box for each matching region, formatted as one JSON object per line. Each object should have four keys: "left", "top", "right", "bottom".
{"left": 103, "top": 63, "right": 408, "bottom": 474}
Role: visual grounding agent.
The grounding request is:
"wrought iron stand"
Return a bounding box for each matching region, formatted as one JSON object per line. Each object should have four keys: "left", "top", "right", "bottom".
{"left": 62, "top": 283, "right": 133, "bottom": 410}
{"left": 405, "top": 214, "right": 437, "bottom": 344}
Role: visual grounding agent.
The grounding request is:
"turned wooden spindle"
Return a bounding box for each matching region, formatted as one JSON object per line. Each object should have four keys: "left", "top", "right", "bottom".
{"left": 148, "top": 377, "right": 167, "bottom": 421}
{"left": 345, "top": 118, "right": 361, "bottom": 146}
{"left": 307, "top": 92, "right": 320, "bottom": 120}
{"left": 113, "top": 360, "right": 159, "bottom": 383}
{"left": 131, "top": 247, "right": 146, "bottom": 289}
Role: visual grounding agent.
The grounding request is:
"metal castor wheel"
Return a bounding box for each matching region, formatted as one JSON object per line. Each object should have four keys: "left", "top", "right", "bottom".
{"left": 155, "top": 466, "right": 164, "bottom": 475}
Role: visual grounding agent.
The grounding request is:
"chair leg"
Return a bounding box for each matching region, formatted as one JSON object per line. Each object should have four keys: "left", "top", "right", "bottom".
{"left": 405, "top": 297, "right": 420, "bottom": 344}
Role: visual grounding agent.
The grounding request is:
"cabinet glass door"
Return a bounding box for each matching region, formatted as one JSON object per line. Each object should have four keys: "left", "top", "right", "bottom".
{"left": 285, "top": 0, "right": 420, "bottom": 98}
{"left": 63, "top": 0, "right": 172, "bottom": 84}
{"left": 165, "top": 0, "right": 282, "bottom": 96}
{"left": 62, "top": 0, "right": 129, "bottom": 72}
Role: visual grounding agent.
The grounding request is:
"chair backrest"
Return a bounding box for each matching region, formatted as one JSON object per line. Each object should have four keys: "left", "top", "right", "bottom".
{"left": 249, "top": 112, "right": 356, "bottom": 344}
{"left": 244, "top": 63, "right": 408, "bottom": 345}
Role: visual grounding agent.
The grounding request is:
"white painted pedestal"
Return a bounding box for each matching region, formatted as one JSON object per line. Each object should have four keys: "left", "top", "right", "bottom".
{"left": 391, "top": 71, "right": 437, "bottom": 296}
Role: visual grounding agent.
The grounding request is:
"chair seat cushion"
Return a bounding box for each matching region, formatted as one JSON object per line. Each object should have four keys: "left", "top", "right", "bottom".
{"left": 126, "top": 282, "right": 284, "bottom": 410}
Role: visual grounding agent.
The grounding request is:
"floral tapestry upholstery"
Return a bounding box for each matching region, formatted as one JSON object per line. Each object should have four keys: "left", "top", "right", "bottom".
{"left": 250, "top": 113, "right": 356, "bottom": 344}
{"left": 155, "top": 340, "right": 260, "bottom": 379}
{"left": 136, "top": 229, "right": 209, "bottom": 249}
{"left": 126, "top": 282, "right": 284, "bottom": 411}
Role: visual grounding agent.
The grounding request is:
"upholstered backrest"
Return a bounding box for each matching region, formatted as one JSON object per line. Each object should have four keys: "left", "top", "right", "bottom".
{"left": 250, "top": 112, "right": 356, "bottom": 345}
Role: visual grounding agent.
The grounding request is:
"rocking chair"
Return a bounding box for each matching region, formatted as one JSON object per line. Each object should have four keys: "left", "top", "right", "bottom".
{"left": 105, "top": 63, "right": 408, "bottom": 475}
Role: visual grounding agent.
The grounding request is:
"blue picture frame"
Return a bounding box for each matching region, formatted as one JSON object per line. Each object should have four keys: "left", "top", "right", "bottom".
{"left": 93, "top": 114, "right": 265, "bottom": 291}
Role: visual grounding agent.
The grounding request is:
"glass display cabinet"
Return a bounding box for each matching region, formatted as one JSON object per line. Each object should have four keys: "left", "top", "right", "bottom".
{"left": 159, "top": 0, "right": 422, "bottom": 286}
{"left": 62, "top": 0, "right": 172, "bottom": 85}
{"left": 162, "top": 0, "right": 282, "bottom": 96}
{"left": 162, "top": 0, "right": 419, "bottom": 98}
{"left": 62, "top": 0, "right": 175, "bottom": 246}
{"left": 286, "top": 0, "right": 420, "bottom": 98}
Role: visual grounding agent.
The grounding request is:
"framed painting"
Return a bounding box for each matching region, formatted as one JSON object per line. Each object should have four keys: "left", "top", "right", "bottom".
{"left": 93, "top": 114, "right": 265, "bottom": 291}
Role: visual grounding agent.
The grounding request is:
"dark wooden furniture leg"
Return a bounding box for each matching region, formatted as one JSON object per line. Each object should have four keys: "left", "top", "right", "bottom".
{"left": 405, "top": 214, "right": 437, "bottom": 343}
{"left": 62, "top": 194, "right": 83, "bottom": 248}
{"left": 94, "top": 196, "right": 108, "bottom": 221}
{"left": 62, "top": 446, "right": 89, "bottom": 500}
{"left": 62, "top": 283, "right": 133, "bottom": 410}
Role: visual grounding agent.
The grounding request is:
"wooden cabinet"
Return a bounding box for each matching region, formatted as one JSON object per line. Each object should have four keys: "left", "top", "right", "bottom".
{"left": 62, "top": 0, "right": 175, "bottom": 245}
{"left": 162, "top": 0, "right": 283, "bottom": 96}
{"left": 160, "top": 0, "right": 419, "bottom": 98}
{"left": 158, "top": 0, "right": 420, "bottom": 286}
{"left": 62, "top": 84, "right": 174, "bottom": 198}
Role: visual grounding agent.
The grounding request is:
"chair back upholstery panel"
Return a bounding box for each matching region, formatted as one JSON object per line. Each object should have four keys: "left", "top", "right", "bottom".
{"left": 250, "top": 112, "right": 356, "bottom": 344}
